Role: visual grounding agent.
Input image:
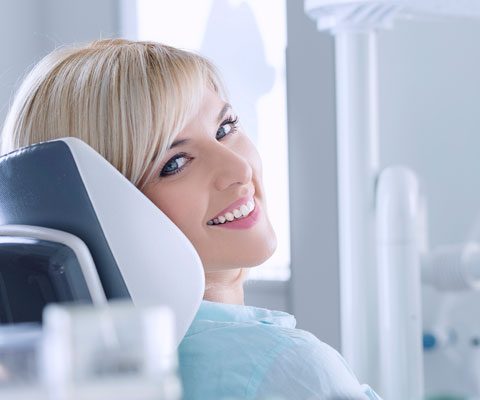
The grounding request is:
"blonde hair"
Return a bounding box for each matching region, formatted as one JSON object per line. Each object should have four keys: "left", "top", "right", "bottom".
{"left": 1, "top": 38, "right": 226, "bottom": 189}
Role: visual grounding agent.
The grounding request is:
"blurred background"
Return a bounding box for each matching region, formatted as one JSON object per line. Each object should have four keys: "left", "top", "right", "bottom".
{"left": 2, "top": 0, "right": 480, "bottom": 397}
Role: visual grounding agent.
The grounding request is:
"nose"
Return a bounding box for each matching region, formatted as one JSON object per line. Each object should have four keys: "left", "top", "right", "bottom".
{"left": 213, "top": 145, "right": 253, "bottom": 192}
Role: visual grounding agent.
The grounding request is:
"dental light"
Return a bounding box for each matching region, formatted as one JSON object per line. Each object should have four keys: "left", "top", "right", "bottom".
{"left": 304, "top": 1, "right": 480, "bottom": 399}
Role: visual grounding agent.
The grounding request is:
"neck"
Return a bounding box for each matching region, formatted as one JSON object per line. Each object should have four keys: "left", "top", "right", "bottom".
{"left": 203, "top": 268, "right": 246, "bottom": 305}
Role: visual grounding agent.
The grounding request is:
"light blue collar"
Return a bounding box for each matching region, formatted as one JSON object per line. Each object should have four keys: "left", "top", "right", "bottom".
{"left": 192, "top": 300, "right": 296, "bottom": 329}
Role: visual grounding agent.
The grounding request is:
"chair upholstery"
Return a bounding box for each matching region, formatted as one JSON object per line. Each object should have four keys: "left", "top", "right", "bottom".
{"left": 0, "top": 138, "right": 205, "bottom": 344}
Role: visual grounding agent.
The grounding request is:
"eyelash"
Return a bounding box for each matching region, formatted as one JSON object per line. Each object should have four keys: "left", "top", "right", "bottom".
{"left": 159, "top": 152, "right": 191, "bottom": 177}
{"left": 216, "top": 116, "right": 239, "bottom": 140}
{"left": 159, "top": 115, "right": 240, "bottom": 177}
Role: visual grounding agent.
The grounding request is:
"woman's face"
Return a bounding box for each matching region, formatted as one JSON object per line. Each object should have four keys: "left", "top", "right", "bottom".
{"left": 141, "top": 87, "right": 277, "bottom": 272}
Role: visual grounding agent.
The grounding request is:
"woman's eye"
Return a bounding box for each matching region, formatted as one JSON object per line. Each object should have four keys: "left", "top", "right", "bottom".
{"left": 216, "top": 116, "right": 239, "bottom": 140}
{"left": 160, "top": 153, "right": 190, "bottom": 177}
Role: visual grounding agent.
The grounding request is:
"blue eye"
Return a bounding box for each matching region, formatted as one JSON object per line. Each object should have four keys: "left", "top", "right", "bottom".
{"left": 216, "top": 116, "right": 239, "bottom": 140}
{"left": 160, "top": 153, "right": 190, "bottom": 177}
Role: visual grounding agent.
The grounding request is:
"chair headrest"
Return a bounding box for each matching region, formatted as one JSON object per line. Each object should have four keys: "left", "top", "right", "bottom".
{"left": 0, "top": 137, "right": 205, "bottom": 344}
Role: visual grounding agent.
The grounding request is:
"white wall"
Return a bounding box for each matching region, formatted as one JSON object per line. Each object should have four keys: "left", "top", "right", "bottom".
{"left": 378, "top": 18, "right": 480, "bottom": 248}
{"left": 0, "top": 0, "right": 43, "bottom": 127}
{"left": 0, "top": 0, "right": 119, "bottom": 130}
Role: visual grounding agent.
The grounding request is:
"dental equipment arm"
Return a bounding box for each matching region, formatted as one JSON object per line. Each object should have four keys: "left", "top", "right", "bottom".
{"left": 422, "top": 244, "right": 480, "bottom": 291}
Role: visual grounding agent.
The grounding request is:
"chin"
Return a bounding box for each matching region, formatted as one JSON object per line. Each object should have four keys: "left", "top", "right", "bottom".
{"left": 242, "top": 231, "right": 278, "bottom": 268}
{"left": 197, "top": 226, "right": 278, "bottom": 271}
{"left": 203, "top": 238, "right": 277, "bottom": 271}
{"left": 250, "top": 225, "right": 279, "bottom": 265}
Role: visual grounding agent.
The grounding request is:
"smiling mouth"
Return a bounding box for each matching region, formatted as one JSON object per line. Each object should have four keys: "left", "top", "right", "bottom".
{"left": 207, "top": 198, "right": 255, "bottom": 225}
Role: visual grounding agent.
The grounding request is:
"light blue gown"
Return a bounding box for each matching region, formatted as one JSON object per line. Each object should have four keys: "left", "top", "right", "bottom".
{"left": 178, "top": 301, "right": 382, "bottom": 400}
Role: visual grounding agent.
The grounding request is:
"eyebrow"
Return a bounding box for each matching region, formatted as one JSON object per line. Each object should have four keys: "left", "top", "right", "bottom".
{"left": 169, "top": 138, "right": 190, "bottom": 149}
{"left": 217, "top": 103, "right": 232, "bottom": 124}
{"left": 168, "top": 103, "right": 232, "bottom": 150}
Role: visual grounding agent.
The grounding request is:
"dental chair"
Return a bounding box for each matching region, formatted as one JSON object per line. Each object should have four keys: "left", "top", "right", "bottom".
{"left": 0, "top": 137, "right": 205, "bottom": 345}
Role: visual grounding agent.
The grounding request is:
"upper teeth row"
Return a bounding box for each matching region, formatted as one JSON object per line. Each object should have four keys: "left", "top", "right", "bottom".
{"left": 207, "top": 200, "right": 255, "bottom": 225}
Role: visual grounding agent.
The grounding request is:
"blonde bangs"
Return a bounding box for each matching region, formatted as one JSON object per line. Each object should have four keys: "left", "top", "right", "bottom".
{"left": 139, "top": 45, "right": 210, "bottom": 189}
{"left": 1, "top": 39, "right": 226, "bottom": 190}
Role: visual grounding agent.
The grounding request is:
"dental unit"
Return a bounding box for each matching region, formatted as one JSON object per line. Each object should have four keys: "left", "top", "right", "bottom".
{"left": 305, "top": 1, "right": 480, "bottom": 399}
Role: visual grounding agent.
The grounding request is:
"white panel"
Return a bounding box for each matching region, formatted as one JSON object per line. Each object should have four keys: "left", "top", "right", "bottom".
{"left": 61, "top": 138, "right": 205, "bottom": 346}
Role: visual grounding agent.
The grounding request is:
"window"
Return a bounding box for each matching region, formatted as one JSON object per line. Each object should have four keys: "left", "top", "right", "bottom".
{"left": 131, "top": 0, "right": 290, "bottom": 280}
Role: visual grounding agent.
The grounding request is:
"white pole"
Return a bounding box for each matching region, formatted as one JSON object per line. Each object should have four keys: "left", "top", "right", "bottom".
{"left": 376, "top": 167, "right": 424, "bottom": 400}
{"left": 335, "top": 30, "right": 380, "bottom": 387}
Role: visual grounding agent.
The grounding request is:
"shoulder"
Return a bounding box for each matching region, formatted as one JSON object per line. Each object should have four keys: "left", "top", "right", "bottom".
{"left": 256, "top": 330, "right": 382, "bottom": 399}
{"left": 179, "top": 319, "right": 381, "bottom": 400}
{"left": 179, "top": 319, "right": 298, "bottom": 358}
{"left": 178, "top": 320, "right": 296, "bottom": 400}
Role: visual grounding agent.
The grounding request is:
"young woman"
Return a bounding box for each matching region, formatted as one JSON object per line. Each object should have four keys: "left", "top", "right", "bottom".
{"left": 1, "top": 39, "right": 381, "bottom": 400}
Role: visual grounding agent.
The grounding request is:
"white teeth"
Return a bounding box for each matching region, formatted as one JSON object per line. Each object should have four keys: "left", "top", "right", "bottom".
{"left": 207, "top": 198, "right": 256, "bottom": 225}
{"left": 233, "top": 208, "right": 242, "bottom": 219}
{"left": 240, "top": 204, "right": 249, "bottom": 217}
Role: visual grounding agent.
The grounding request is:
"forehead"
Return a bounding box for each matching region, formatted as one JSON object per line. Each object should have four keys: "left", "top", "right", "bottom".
{"left": 175, "top": 89, "right": 230, "bottom": 139}
{"left": 197, "top": 88, "right": 228, "bottom": 120}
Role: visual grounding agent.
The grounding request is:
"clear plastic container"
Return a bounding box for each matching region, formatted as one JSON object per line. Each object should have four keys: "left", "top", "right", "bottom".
{"left": 41, "top": 301, "right": 181, "bottom": 400}
{"left": 0, "top": 323, "right": 49, "bottom": 400}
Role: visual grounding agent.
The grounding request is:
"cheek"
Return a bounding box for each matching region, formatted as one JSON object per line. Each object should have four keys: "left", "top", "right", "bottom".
{"left": 157, "top": 195, "right": 188, "bottom": 224}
